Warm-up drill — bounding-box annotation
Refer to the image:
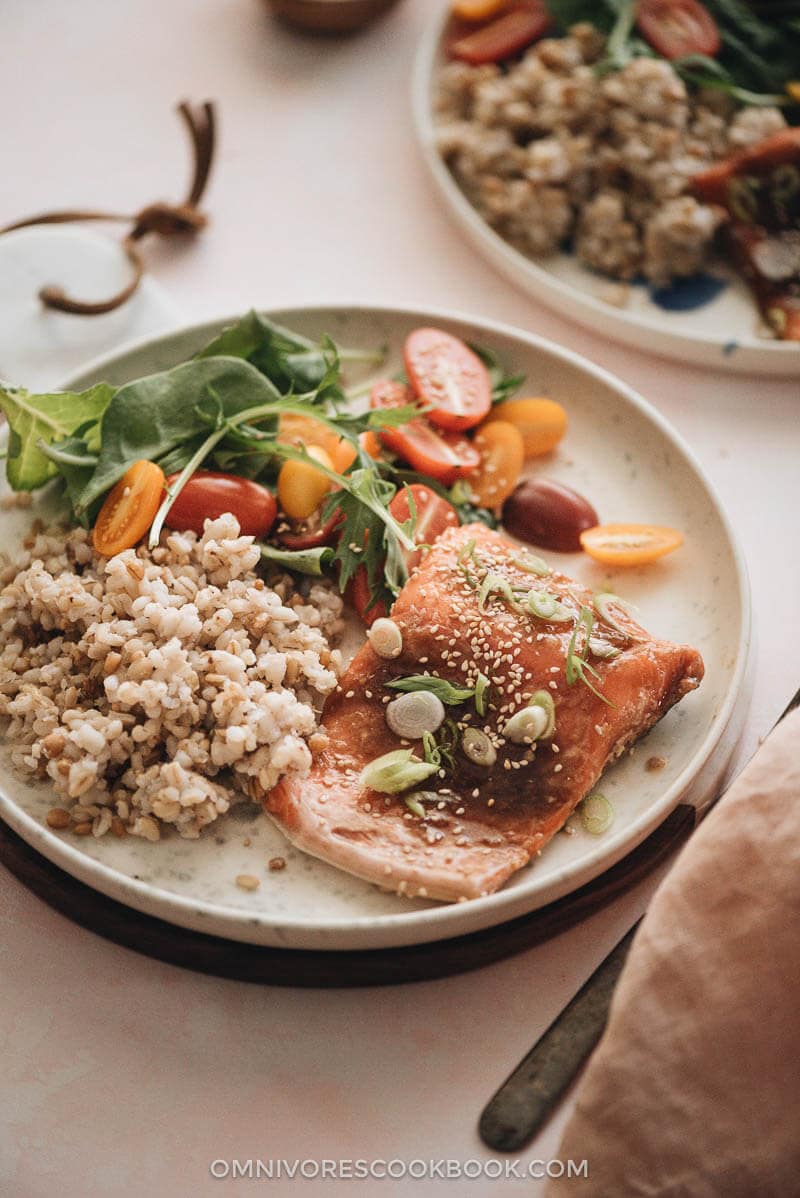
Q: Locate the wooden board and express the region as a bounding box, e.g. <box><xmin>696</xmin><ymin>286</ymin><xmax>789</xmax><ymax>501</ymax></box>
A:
<box><xmin>0</xmin><ymin>806</ymin><xmax>694</xmax><ymax>987</ymax></box>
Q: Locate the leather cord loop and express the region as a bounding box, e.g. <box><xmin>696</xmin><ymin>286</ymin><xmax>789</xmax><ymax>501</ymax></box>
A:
<box><xmin>0</xmin><ymin>100</ymin><xmax>215</xmax><ymax>316</ymax></box>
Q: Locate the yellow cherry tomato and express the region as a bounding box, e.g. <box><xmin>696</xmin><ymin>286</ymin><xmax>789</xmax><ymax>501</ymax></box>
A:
<box><xmin>487</xmin><ymin>397</ymin><xmax>567</xmax><ymax>458</ymax></box>
<box><xmin>277</xmin><ymin>446</ymin><xmax>334</xmax><ymax>521</ymax></box>
<box><xmin>93</xmin><ymin>460</ymin><xmax>165</xmax><ymax>557</ymax></box>
<box><xmin>580</xmin><ymin>523</ymin><xmax>684</xmax><ymax>567</ymax></box>
<box><xmin>467</xmin><ymin>420</ymin><xmax>525</xmax><ymax>509</ymax></box>
<box><xmin>452</xmin><ymin>0</ymin><xmax>509</xmax><ymax>20</ymax></box>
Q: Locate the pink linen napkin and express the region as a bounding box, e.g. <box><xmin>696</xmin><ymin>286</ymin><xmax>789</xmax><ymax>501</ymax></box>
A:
<box><xmin>547</xmin><ymin>707</ymin><xmax>800</xmax><ymax>1198</ymax></box>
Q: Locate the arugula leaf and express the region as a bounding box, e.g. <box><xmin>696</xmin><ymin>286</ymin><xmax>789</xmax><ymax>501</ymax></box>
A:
<box><xmin>469</xmin><ymin>343</ymin><xmax>525</xmax><ymax>406</ymax></box>
<box><xmin>323</xmin><ymin>466</ymin><xmax>415</xmax><ymax>610</ymax></box>
<box><xmin>0</xmin><ymin>382</ymin><xmax>113</xmax><ymax>490</ymax></box>
<box><xmin>386</xmin><ymin>675</ymin><xmax>477</xmax><ymax>704</ymax></box>
<box><xmin>76</xmin><ymin>357</ymin><xmax>282</xmax><ymax>511</ymax></box>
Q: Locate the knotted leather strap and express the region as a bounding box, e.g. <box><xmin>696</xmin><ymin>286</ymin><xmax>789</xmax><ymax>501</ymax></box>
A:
<box><xmin>0</xmin><ymin>100</ymin><xmax>215</xmax><ymax>316</ymax></box>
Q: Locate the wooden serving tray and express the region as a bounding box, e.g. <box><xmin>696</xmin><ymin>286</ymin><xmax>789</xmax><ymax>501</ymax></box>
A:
<box><xmin>0</xmin><ymin>806</ymin><xmax>694</xmax><ymax>987</ymax></box>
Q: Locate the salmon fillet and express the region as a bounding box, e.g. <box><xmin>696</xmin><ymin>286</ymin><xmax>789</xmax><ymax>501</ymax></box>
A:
<box><xmin>262</xmin><ymin>524</ymin><xmax>704</xmax><ymax>902</ymax></box>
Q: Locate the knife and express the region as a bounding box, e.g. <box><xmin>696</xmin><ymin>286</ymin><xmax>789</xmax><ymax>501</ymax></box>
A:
<box><xmin>479</xmin><ymin>685</ymin><xmax>800</xmax><ymax>1153</ymax></box>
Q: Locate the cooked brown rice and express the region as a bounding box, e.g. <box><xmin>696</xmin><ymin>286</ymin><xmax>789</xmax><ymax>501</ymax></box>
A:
<box><xmin>0</xmin><ymin>514</ymin><xmax>344</xmax><ymax>841</ymax></box>
<box><xmin>435</xmin><ymin>27</ymin><xmax>787</xmax><ymax>286</ymax></box>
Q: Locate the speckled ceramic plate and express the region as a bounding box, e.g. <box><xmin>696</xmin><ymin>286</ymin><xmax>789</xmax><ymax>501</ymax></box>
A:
<box><xmin>0</xmin><ymin>305</ymin><xmax>750</xmax><ymax>950</ymax></box>
<box><xmin>413</xmin><ymin>11</ymin><xmax>800</xmax><ymax>377</ymax></box>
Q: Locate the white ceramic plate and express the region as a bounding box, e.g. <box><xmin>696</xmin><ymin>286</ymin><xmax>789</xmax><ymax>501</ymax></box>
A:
<box><xmin>413</xmin><ymin>11</ymin><xmax>800</xmax><ymax>377</ymax></box>
<box><xmin>0</xmin><ymin>304</ymin><xmax>750</xmax><ymax>950</ymax></box>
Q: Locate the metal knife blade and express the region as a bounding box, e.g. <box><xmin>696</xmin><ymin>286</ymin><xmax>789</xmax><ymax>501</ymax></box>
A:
<box><xmin>479</xmin><ymin>685</ymin><xmax>800</xmax><ymax>1153</ymax></box>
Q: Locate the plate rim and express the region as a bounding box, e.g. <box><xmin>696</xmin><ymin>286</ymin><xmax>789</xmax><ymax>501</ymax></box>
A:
<box><xmin>411</xmin><ymin>9</ymin><xmax>800</xmax><ymax>375</ymax></box>
<box><xmin>0</xmin><ymin>301</ymin><xmax>752</xmax><ymax>949</ymax></box>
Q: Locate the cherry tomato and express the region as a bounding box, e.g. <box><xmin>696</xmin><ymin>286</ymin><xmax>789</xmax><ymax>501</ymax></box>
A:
<box><xmin>277</xmin><ymin>413</ymin><xmax>341</xmax><ymax>459</ymax></box>
<box><xmin>452</xmin><ymin>0</ymin><xmax>508</xmax><ymax>19</ymax></box>
<box><xmin>277</xmin><ymin>503</ymin><xmax>344</xmax><ymax>550</ymax></box>
<box><xmin>450</xmin><ymin>2</ymin><xmax>552</xmax><ymax>65</ymax></box>
<box><xmin>163</xmin><ymin>471</ymin><xmax>277</xmax><ymax>538</ymax></box>
<box><xmin>486</xmin><ymin>397</ymin><xmax>567</xmax><ymax>458</ymax></box>
<box><xmin>502</xmin><ymin>477</ymin><xmax>599</xmax><ymax>552</ymax></box>
<box><xmin>358</xmin><ymin>429</ymin><xmax>384</xmax><ymax>460</ymax></box>
<box><xmin>404</xmin><ymin>328</ymin><xmax>492</xmax><ymax>431</ymax></box>
<box><xmin>370</xmin><ymin>381</ymin><xmax>481</xmax><ymax>484</ymax></box>
<box><xmin>277</xmin><ymin>446</ymin><xmax>333</xmax><ymax>521</ymax></box>
<box><xmin>389</xmin><ymin>483</ymin><xmax>460</xmax><ymax>574</ymax></box>
<box><xmin>350</xmin><ymin>567</ymin><xmax>389</xmax><ymax>627</ymax></box>
<box><xmin>329</xmin><ymin>437</ymin><xmax>358</xmax><ymax>473</ymax></box>
<box><xmin>580</xmin><ymin>524</ymin><xmax>684</xmax><ymax>566</ymax></box>
<box><xmin>467</xmin><ymin>421</ymin><xmax>525</xmax><ymax>508</ymax></box>
<box><xmin>636</xmin><ymin>0</ymin><xmax>720</xmax><ymax>59</ymax></box>
<box><xmin>348</xmin><ymin>484</ymin><xmax>459</xmax><ymax>624</ymax></box>
<box><xmin>93</xmin><ymin>460</ymin><xmax>165</xmax><ymax>557</ymax></box>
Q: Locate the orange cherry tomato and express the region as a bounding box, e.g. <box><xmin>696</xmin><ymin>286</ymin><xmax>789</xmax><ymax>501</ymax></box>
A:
<box><xmin>329</xmin><ymin>436</ymin><xmax>359</xmax><ymax>473</ymax></box>
<box><xmin>277</xmin><ymin>413</ymin><xmax>342</xmax><ymax>460</ymax></box>
<box><xmin>450</xmin><ymin>2</ymin><xmax>552</xmax><ymax>65</ymax></box>
<box><xmin>370</xmin><ymin>381</ymin><xmax>481</xmax><ymax>484</ymax></box>
<box><xmin>452</xmin><ymin>0</ymin><xmax>509</xmax><ymax>20</ymax></box>
<box><xmin>580</xmin><ymin>524</ymin><xmax>684</xmax><ymax>567</ymax></box>
<box><xmin>358</xmin><ymin>429</ymin><xmax>384</xmax><ymax>460</ymax></box>
<box><xmin>92</xmin><ymin>460</ymin><xmax>165</xmax><ymax>557</ymax></box>
<box><xmin>404</xmin><ymin>328</ymin><xmax>492</xmax><ymax>431</ymax></box>
<box><xmin>486</xmin><ymin>397</ymin><xmax>567</xmax><ymax>458</ymax></box>
<box><xmin>164</xmin><ymin>471</ymin><xmax>277</xmax><ymax>538</ymax></box>
<box><xmin>467</xmin><ymin>421</ymin><xmax>525</xmax><ymax>508</ymax></box>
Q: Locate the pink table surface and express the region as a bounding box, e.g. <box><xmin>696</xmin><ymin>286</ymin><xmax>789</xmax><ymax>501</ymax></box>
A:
<box><xmin>1</xmin><ymin>3</ymin><xmax>798</xmax><ymax>1196</ymax></box>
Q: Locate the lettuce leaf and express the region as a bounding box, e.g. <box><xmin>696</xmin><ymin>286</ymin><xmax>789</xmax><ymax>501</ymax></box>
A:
<box><xmin>0</xmin><ymin>382</ymin><xmax>114</xmax><ymax>491</ymax></box>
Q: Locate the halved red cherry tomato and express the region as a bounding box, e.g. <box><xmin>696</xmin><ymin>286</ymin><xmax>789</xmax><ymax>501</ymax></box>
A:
<box><xmin>93</xmin><ymin>460</ymin><xmax>165</xmax><ymax>556</ymax></box>
<box><xmin>636</xmin><ymin>0</ymin><xmax>720</xmax><ymax>59</ymax></box>
<box><xmin>449</xmin><ymin>2</ymin><xmax>552</xmax><ymax>65</ymax></box>
<box><xmin>164</xmin><ymin>471</ymin><xmax>277</xmax><ymax>538</ymax></box>
<box><xmin>350</xmin><ymin>567</ymin><xmax>389</xmax><ymax>627</ymax></box>
<box><xmin>404</xmin><ymin>328</ymin><xmax>492</xmax><ymax>431</ymax></box>
<box><xmin>277</xmin><ymin>501</ymin><xmax>344</xmax><ymax>550</ymax></box>
<box><xmin>389</xmin><ymin>483</ymin><xmax>460</xmax><ymax>574</ymax></box>
<box><xmin>349</xmin><ymin>485</ymin><xmax>459</xmax><ymax>624</ymax></box>
<box><xmin>370</xmin><ymin>380</ymin><xmax>481</xmax><ymax>484</ymax></box>
<box><xmin>580</xmin><ymin>523</ymin><xmax>684</xmax><ymax>566</ymax></box>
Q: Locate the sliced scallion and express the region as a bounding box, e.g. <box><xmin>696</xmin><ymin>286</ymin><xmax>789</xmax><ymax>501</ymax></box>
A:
<box><xmin>512</xmin><ymin>552</ymin><xmax>550</xmax><ymax>576</ymax></box>
<box><xmin>404</xmin><ymin>793</ymin><xmax>427</xmax><ymax>819</ymax></box>
<box><xmin>527</xmin><ymin>690</ymin><xmax>556</xmax><ymax>739</ymax></box>
<box><xmin>502</xmin><ymin>705</ymin><xmax>548</xmax><ymax>745</ymax></box>
<box><xmin>359</xmin><ymin>750</ymin><xmax>438</xmax><ymax>794</ymax></box>
<box><xmin>475</xmin><ymin>672</ymin><xmax>491</xmax><ymax>717</ymax></box>
<box><xmin>385</xmin><ymin>691</ymin><xmax>446</xmax><ymax>740</ymax></box>
<box><xmin>588</xmin><ymin>637</ymin><xmax>621</xmax><ymax>661</ymax></box>
<box><xmin>579</xmin><ymin>793</ymin><xmax>614</xmax><ymax>835</ymax></box>
<box><xmin>593</xmin><ymin>592</ymin><xmax>640</xmax><ymax>640</ymax></box>
<box><xmin>478</xmin><ymin>572</ymin><xmax>519</xmax><ymax>613</ymax></box>
<box><xmin>461</xmin><ymin>728</ymin><xmax>497</xmax><ymax>767</ymax></box>
<box><xmin>525</xmin><ymin>589</ymin><xmax>572</xmax><ymax>623</ymax></box>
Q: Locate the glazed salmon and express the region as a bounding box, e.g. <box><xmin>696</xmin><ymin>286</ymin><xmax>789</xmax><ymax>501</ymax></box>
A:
<box><xmin>262</xmin><ymin>524</ymin><xmax>703</xmax><ymax>902</ymax></box>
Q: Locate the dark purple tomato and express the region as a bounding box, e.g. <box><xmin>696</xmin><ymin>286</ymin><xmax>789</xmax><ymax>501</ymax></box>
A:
<box><xmin>502</xmin><ymin>477</ymin><xmax>599</xmax><ymax>552</ymax></box>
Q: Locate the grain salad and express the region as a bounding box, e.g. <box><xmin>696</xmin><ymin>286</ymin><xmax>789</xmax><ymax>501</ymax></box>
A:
<box><xmin>435</xmin><ymin>28</ymin><xmax>787</xmax><ymax>287</ymax></box>
<box><xmin>0</xmin><ymin>514</ymin><xmax>343</xmax><ymax>842</ymax></box>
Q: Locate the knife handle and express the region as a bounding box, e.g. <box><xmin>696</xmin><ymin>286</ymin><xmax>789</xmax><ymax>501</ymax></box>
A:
<box><xmin>479</xmin><ymin>924</ymin><xmax>638</xmax><ymax>1153</ymax></box>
